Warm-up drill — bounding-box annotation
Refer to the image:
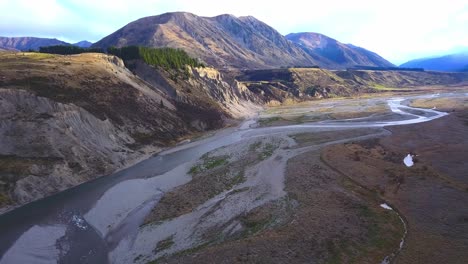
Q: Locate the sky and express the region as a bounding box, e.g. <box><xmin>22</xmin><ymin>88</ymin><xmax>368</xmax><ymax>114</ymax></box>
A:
<box><xmin>1</xmin><ymin>0</ymin><xmax>467</xmax><ymax>64</ymax></box>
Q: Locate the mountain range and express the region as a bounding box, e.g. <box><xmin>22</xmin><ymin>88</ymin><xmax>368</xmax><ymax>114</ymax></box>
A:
<box><xmin>400</xmin><ymin>51</ymin><xmax>468</xmax><ymax>72</ymax></box>
<box><xmin>5</xmin><ymin>13</ymin><xmax>468</xmax><ymax>72</ymax></box>
<box><xmin>91</xmin><ymin>12</ymin><xmax>393</xmax><ymax>69</ymax></box>
<box><xmin>0</xmin><ymin>37</ymin><xmax>92</xmax><ymax>51</ymax></box>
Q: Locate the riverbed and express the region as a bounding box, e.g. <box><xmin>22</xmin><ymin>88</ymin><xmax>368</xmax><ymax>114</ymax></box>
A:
<box><xmin>0</xmin><ymin>92</ymin><xmax>460</xmax><ymax>263</ymax></box>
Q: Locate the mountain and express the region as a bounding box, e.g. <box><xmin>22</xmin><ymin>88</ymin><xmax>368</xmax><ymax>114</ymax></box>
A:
<box><xmin>400</xmin><ymin>52</ymin><xmax>468</xmax><ymax>72</ymax></box>
<box><xmin>73</xmin><ymin>40</ymin><xmax>93</xmax><ymax>48</ymax></box>
<box><xmin>0</xmin><ymin>37</ymin><xmax>69</xmax><ymax>51</ymax></box>
<box><xmin>285</xmin><ymin>32</ymin><xmax>394</xmax><ymax>68</ymax></box>
<box><xmin>92</xmin><ymin>12</ymin><xmax>321</xmax><ymax>69</ymax></box>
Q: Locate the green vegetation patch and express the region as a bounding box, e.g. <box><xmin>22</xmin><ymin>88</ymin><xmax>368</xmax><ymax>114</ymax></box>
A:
<box><xmin>108</xmin><ymin>46</ymin><xmax>205</xmax><ymax>70</ymax></box>
<box><xmin>260</xmin><ymin>143</ymin><xmax>276</xmax><ymax>160</ymax></box>
<box><xmin>258</xmin><ymin>116</ymin><xmax>281</xmax><ymax>126</ymax></box>
<box><xmin>154</xmin><ymin>235</ymin><xmax>175</xmax><ymax>253</ymax></box>
<box><xmin>189</xmin><ymin>156</ymin><xmax>229</xmax><ymax>174</ymax></box>
<box><xmin>248</xmin><ymin>141</ymin><xmax>279</xmax><ymax>160</ymax></box>
<box><xmin>39</xmin><ymin>45</ymin><xmax>104</xmax><ymax>55</ymax></box>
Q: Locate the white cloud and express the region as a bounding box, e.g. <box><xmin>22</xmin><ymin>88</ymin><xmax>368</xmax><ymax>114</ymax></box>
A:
<box><xmin>0</xmin><ymin>0</ymin><xmax>467</xmax><ymax>63</ymax></box>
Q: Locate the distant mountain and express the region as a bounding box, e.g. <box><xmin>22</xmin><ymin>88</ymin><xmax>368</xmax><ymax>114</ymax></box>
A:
<box><xmin>73</xmin><ymin>40</ymin><xmax>93</xmax><ymax>48</ymax></box>
<box><xmin>400</xmin><ymin>52</ymin><xmax>468</xmax><ymax>72</ymax></box>
<box><xmin>92</xmin><ymin>12</ymin><xmax>325</xmax><ymax>69</ymax></box>
<box><xmin>0</xmin><ymin>37</ymin><xmax>69</xmax><ymax>51</ymax></box>
<box><xmin>285</xmin><ymin>32</ymin><xmax>394</xmax><ymax>68</ymax></box>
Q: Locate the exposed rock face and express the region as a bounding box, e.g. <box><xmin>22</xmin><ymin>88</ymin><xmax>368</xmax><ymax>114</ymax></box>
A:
<box><xmin>0</xmin><ymin>37</ymin><xmax>70</xmax><ymax>51</ymax></box>
<box><xmin>0</xmin><ymin>89</ymin><xmax>135</xmax><ymax>206</ymax></box>
<box><xmin>286</xmin><ymin>32</ymin><xmax>394</xmax><ymax>68</ymax></box>
<box><xmin>0</xmin><ymin>52</ymin><xmax>259</xmax><ymax>212</ymax></box>
<box><xmin>92</xmin><ymin>12</ymin><xmax>319</xmax><ymax>69</ymax></box>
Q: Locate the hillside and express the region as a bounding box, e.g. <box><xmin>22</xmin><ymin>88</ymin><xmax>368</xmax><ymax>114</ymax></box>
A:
<box><xmin>238</xmin><ymin>68</ymin><xmax>468</xmax><ymax>104</ymax></box>
<box><xmin>0</xmin><ymin>37</ymin><xmax>70</xmax><ymax>51</ymax></box>
<box><xmin>92</xmin><ymin>12</ymin><xmax>320</xmax><ymax>69</ymax></box>
<box><xmin>0</xmin><ymin>52</ymin><xmax>258</xmax><ymax>212</ymax></box>
<box><xmin>400</xmin><ymin>52</ymin><xmax>468</xmax><ymax>72</ymax></box>
<box><xmin>286</xmin><ymin>32</ymin><xmax>394</xmax><ymax>68</ymax></box>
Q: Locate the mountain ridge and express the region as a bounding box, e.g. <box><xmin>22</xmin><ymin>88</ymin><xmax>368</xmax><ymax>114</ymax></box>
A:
<box><xmin>0</xmin><ymin>37</ymin><xmax>94</xmax><ymax>51</ymax></box>
<box><xmin>92</xmin><ymin>12</ymin><xmax>318</xmax><ymax>69</ymax></box>
<box><xmin>400</xmin><ymin>52</ymin><xmax>468</xmax><ymax>72</ymax></box>
<box><xmin>92</xmin><ymin>12</ymin><xmax>392</xmax><ymax>70</ymax></box>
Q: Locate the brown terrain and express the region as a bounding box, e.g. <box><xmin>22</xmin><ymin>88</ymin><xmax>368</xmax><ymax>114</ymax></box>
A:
<box><xmin>144</xmin><ymin>128</ymin><xmax>405</xmax><ymax>264</ymax></box>
<box><xmin>0</xmin><ymin>51</ymin><xmax>258</xmax><ymax>212</ymax></box>
<box><xmin>238</xmin><ymin>67</ymin><xmax>468</xmax><ymax>103</ymax></box>
<box><xmin>321</xmin><ymin>100</ymin><xmax>468</xmax><ymax>263</ymax></box>
<box><xmin>1</xmin><ymin>46</ymin><xmax>468</xmax><ymax>264</ymax></box>
<box><xmin>129</xmin><ymin>93</ymin><xmax>468</xmax><ymax>264</ymax></box>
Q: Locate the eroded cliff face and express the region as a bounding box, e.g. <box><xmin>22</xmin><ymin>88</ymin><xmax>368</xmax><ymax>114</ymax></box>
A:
<box><xmin>0</xmin><ymin>52</ymin><xmax>260</xmax><ymax>212</ymax></box>
<box><xmin>0</xmin><ymin>89</ymin><xmax>138</xmax><ymax>209</ymax></box>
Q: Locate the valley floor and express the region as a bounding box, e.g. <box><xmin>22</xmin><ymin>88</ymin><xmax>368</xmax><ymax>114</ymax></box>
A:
<box><xmin>1</xmin><ymin>88</ymin><xmax>468</xmax><ymax>264</ymax></box>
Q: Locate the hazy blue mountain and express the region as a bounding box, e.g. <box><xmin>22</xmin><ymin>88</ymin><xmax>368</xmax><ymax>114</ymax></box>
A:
<box><xmin>73</xmin><ymin>40</ymin><xmax>93</xmax><ymax>48</ymax></box>
<box><xmin>0</xmin><ymin>37</ymin><xmax>70</xmax><ymax>51</ymax></box>
<box><xmin>400</xmin><ymin>52</ymin><xmax>468</xmax><ymax>72</ymax></box>
<box><xmin>286</xmin><ymin>32</ymin><xmax>394</xmax><ymax>68</ymax></box>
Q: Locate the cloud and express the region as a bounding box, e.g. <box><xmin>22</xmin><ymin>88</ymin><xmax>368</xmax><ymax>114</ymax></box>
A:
<box><xmin>0</xmin><ymin>0</ymin><xmax>467</xmax><ymax>63</ymax></box>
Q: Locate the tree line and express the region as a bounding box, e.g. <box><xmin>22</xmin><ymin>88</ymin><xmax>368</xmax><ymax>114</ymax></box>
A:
<box><xmin>108</xmin><ymin>46</ymin><xmax>205</xmax><ymax>69</ymax></box>
<box><xmin>37</xmin><ymin>45</ymin><xmax>205</xmax><ymax>70</ymax></box>
<box><xmin>38</xmin><ymin>45</ymin><xmax>104</xmax><ymax>55</ymax></box>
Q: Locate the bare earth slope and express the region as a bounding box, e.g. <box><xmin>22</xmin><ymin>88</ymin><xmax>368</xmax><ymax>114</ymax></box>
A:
<box><xmin>0</xmin><ymin>52</ymin><xmax>258</xmax><ymax>212</ymax></box>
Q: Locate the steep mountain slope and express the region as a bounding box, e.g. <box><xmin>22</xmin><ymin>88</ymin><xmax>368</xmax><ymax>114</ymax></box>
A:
<box><xmin>400</xmin><ymin>52</ymin><xmax>468</xmax><ymax>72</ymax></box>
<box><xmin>92</xmin><ymin>12</ymin><xmax>319</xmax><ymax>69</ymax></box>
<box><xmin>0</xmin><ymin>37</ymin><xmax>70</xmax><ymax>51</ymax></box>
<box><xmin>0</xmin><ymin>52</ymin><xmax>259</xmax><ymax>212</ymax></box>
<box><xmin>286</xmin><ymin>32</ymin><xmax>394</xmax><ymax>68</ymax></box>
